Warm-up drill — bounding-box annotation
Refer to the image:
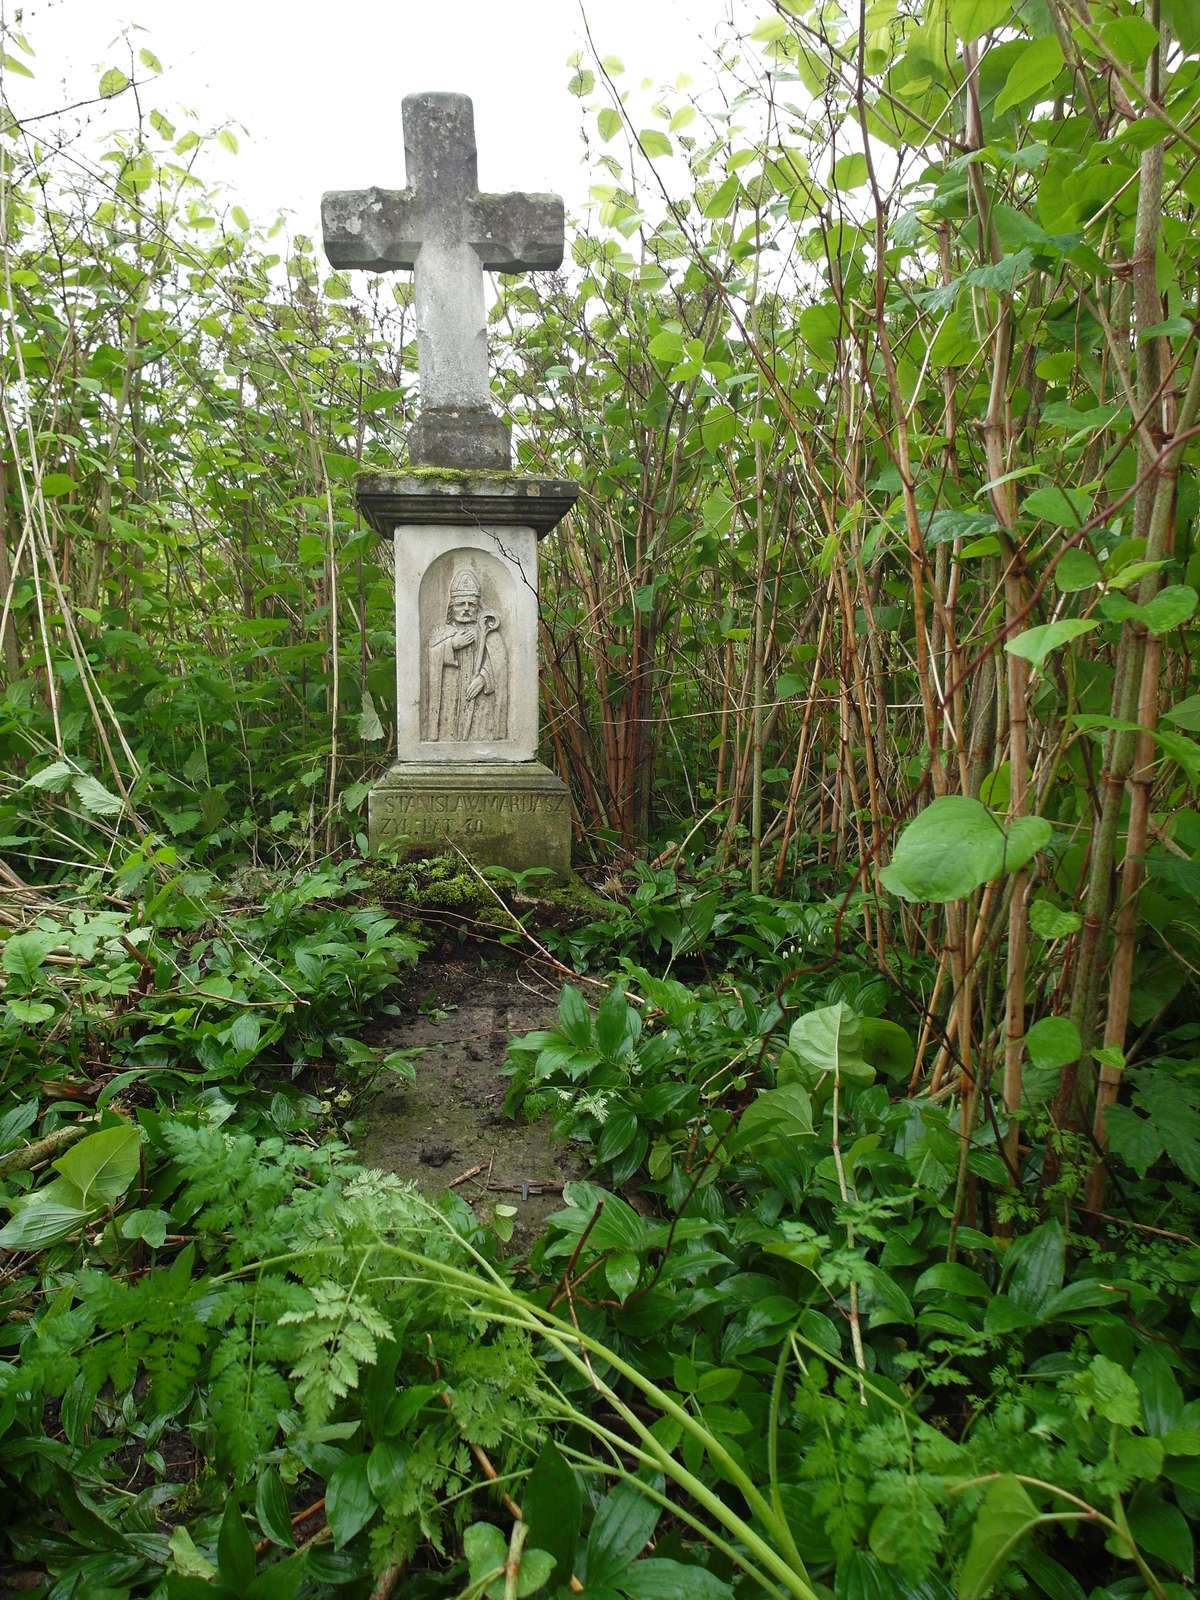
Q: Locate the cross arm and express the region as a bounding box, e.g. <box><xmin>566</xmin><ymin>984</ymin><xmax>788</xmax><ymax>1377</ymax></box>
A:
<box><xmin>469</xmin><ymin>192</ymin><xmax>564</xmax><ymax>272</ymax></box>
<box><xmin>322</xmin><ymin>186</ymin><xmax>424</xmax><ymax>271</ymax></box>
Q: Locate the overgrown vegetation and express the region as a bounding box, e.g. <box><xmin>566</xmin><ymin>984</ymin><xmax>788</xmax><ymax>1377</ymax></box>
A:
<box><xmin>3</xmin><ymin>1</ymin><xmax>1200</xmax><ymax>1597</ymax></box>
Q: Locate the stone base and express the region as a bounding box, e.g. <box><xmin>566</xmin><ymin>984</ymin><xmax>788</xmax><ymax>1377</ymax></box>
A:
<box><xmin>409</xmin><ymin>407</ymin><xmax>511</xmax><ymax>471</ymax></box>
<box><xmin>368</xmin><ymin>761</ymin><xmax>570</xmax><ymax>881</ymax></box>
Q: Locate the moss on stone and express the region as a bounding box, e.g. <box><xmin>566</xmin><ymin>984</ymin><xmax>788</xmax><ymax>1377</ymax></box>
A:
<box><xmin>362</xmin><ymin>852</ymin><xmax>494</xmax><ymax>912</ymax></box>
<box><xmin>357</xmin><ymin>465</ymin><xmax>525</xmax><ymax>489</ymax></box>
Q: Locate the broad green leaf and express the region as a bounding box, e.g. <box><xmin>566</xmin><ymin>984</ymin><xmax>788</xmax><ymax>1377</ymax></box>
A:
<box><xmin>1101</xmin><ymin>16</ymin><xmax>1159</xmax><ymax>69</ymax></box>
<box><xmin>1163</xmin><ymin>695</ymin><xmax>1200</xmax><ymax>732</ymax></box>
<box><xmin>831</xmin><ymin>152</ymin><xmax>869</xmax><ymax>190</ymax></box>
<box><xmin>1055</xmin><ymin>550</ymin><xmax>1100</xmax><ymax>592</ymax></box>
<box><xmin>1142</xmin><ymin>585</ymin><xmax>1197</xmax><ymax>636</ymax></box>
<box><xmin>98</xmin><ymin>66</ymin><xmax>130</xmax><ymax>98</ymax></box>
<box><xmin>1074</xmin><ymin>1354</ymin><xmax>1141</xmax><ymax>1427</ymax></box>
<box><xmin>1</xmin><ymin>929</ymin><xmax>60</xmax><ymax>982</ymax></box>
<box><xmin>0</xmin><ymin>1201</ymin><xmax>90</xmax><ymax>1250</ymax></box>
<box><xmin>1005</xmin><ymin>1219</ymin><xmax>1065</xmax><ymax>1316</ymax></box>
<box><xmin>648</xmin><ymin>329</ymin><xmax>684</xmax><ymax>363</ymax></box>
<box><xmin>995</xmin><ymin>35</ymin><xmax>1064</xmax><ymax>116</ymax></box>
<box><xmin>39</xmin><ymin>472</ymin><xmax>76</xmax><ymax>497</ymax></box>
<box><xmin>787</xmin><ymin>1002</ymin><xmax>874</xmax><ymax>1086</ymax></box>
<box><xmin>951</xmin><ymin>0</ymin><xmax>1010</xmax><ymax>41</ymax></box>
<box><xmin>73</xmin><ymin>773</ymin><xmax>125</xmax><ymax>817</ymax></box>
<box><xmin>326</xmin><ymin>1453</ymin><xmax>375</xmax><ymax>1547</ymax></box>
<box><xmin>367</xmin><ymin>1439</ymin><xmax>407</xmax><ymax>1501</ymax></box>
<box><xmin>882</xmin><ymin>796</ymin><xmax>1051</xmax><ymax>903</ymax></box>
<box><xmin>1006</xmin><ymin>618</ymin><xmax>1097</xmax><ymax>670</ymax></box>
<box><xmin>23</xmin><ymin>759</ymin><xmax>72</xmax><ymax>791</ymax></box>
<box><xmin>218</xmin><ymin>1498</ymin><xmax>256</xmax><ymax>1591</ymax></box>
<box><xmin>1022</xmin><ymin>485</ymin><xmax>1090</xmax><ymax>528</ymax></box>
<box><xmin>586</xmin><ymin>1478</ymin><xmax>662</xmax><ymax>1587</ymax></box>
<box><xmin>1024</xmin><ymin>1016</ymin><xmax>1080</xmax><ymax>1072</ymax></box>
<box><xmin>638</xmin><ymin>129</ymin><xmax>671</xmax><ymax>158</ymax></box>
<box><xmin>751</xmin><ymin>15</ymin><xmax>789</xmax><ymax>41</ymax></box>
<box><xmin>736</xmin><ymin>1084</ymin><xmax>815</xmax><ymax>1149</ymax></box>
<box><xmin>620</xmin><ymin>1559</ymin><xmax>734</xmax><ymax>1598</ymax></box>
<box><xmin>524</xmin><ymin>1440</ymin><xmax>581</xmax><ymax>1588</ymax></box>
<box><xmin>598</xmin><ymin>108</ymin><xmax>621</xmax><ymax>142</ymax></box>
<box><xmin>1029</xmin><ymin>898</ymin><xmax>1082</xmax><ymax>939</ymax></box>
<box><xmin>53</xmin><ymin>1122</ymin><xmax>141</xmax><ymax>1207</ymax></box>
<box><xmin>557</xmin><ymin>984</ymin><xmax>592</xmax><ymax>1048</ymax></box>
<box><xmin>958</xmin><ymin>1475</ymin><xmax>1041</xmax><ymax>1600</ymax></box>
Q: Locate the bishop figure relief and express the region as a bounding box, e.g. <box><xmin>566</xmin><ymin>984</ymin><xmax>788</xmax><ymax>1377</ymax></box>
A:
<box><xmin>424</xmin><ymin>566</ymin><xmax>509</xmax><ymax>743</ymax></box>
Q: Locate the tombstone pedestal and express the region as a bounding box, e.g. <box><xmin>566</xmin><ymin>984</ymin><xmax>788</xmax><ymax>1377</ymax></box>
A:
<box><xmin>368</xmin><ymin>761</ymin><xmax>570</xmax><ymax>878</ymax></box>
<box><xmin>358</xmin><ymin>471</ymin><xmax>577</xmax><ymax>880</ymax></box>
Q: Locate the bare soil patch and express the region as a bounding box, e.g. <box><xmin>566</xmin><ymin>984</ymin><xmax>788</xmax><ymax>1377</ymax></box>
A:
<box><xmin>357</xmin><ymin>950</ymin><xmax>584</xmax><ymax>1251</ymax></box>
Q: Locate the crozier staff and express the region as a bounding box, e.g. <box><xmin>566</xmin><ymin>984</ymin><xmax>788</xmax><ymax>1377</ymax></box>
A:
<box><xmin>424</xmin><ymin>568</ymin><xmax>509</xmax><ymax>741</ymax></box>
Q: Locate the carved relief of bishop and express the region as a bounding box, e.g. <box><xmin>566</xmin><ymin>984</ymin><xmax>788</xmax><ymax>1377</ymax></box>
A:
<box><xmin>424</xmin><ymin>566</ymin><xmax>509</xmax><ymax>742</ymax></box>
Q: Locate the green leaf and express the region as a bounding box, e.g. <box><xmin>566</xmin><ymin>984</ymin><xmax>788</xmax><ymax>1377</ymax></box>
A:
<box><xmin>464</xmin><ymin>1522</ymin><xmax>507</xmax><ymax>1589</ymax></box>
<box><xmin>2</xmin><ymin>929</ymin><xmax>60</xmax><ymax>982</ymax></box>
<box><xmin>995</xmin><ymin>35</ymin><xmax>1064</xmax><ymax>116</ymax></box>
<box><xmin>1104</xmin><ymin>1104</ymin><xmax>1163</xmax><ymax>1177</ymax></box>
<box><xmin>882</xmin><ymin>796</ymin><xmax>1051</xmax><ymax>903</ymax></box>
<box><xmin>218</xmin><ymin>1498</ymin><xmax>256</xmax><ymax>1591</ymax></box>
<box><xmin>787</xmin><ymin>1002</ymin><xmax>874</xmax><ymax>1086</ymax></box>
<box><xmin>1005</xmin><ymin>619</ymin><xmax>1097</xmax><ymax>670</ymax></box>
<box><xmin>1024</xmin><ymin>1017</ymin><xmax>1081</xmax><ymax>1072</ymax></box>
<box><xmin>1005</xmin><ymin>1219</ymin><xmax>1065</xmax><ymax>1316</ymax></box>
<box><xmin>958</xmin><ymin>1475</ymin><xmax>1041</xmax><ymax>1600</ymax></box>
<box><xmin>648</xmin><ymin>329</ymin><xmax>684</xmax><ymax>363</ymax></box>
<box><xmin>1101</xmin><ymin>15</ymin><xmax>1159</xmax><ymax>69</ymax></box>
<box><xmin>120</xmin><ymin>1207</ymin><xmax>169</xmax><ymax>1247</ymax></box>
<box><xmin>367</xmin><ymin>1439</ymin><xmax>407</xmax><ymax>1501</ymax></box>
<box><xmin>750</xmin><ymin>15</ymin><xmax>789</xmax><ymax>41</ymax></box>
<box><xmin>53</xmin><ymin>1122</ymin><xmax>141</xmax><ymax>1208</ymax></box>
<box><xmin>1029</xmin><ymin>898</ymin><xmax>1082</xmax><ymax>939</ymax></box>
<box><xmin>598</xmin><ymin>109</ymin><xmax>622</xmax><ymax>142</ymax></box>
<box><xmin>620</xmin><ymin>1560</ymin><xmax>734</xmax><ymax>1598</ymax></box>
<box><xmin>831</xmin><ymin>153</ymin><xmax>868</xmax><ymax>190</ymax></box>
<box><xmin>951</xmin><ymin>0</ymin><xmax>1010</xmax><ymax>41</ymax></box>
<box><xmin>1075</xmin><ymin>1354</ymin><xmax>1141</xmax><ymax>1427</ymax></box>
<box><xmin>1126</xmin><ymin>1494</ymin><xmax>1194</xmax><ymax>1577</ymax></box>
<box><xmin>39</xmin><ymin>472</ymin><xmax>76</xmax><ymax>497</ymax></box>
<box><xmin>1163</xmin><ymin>695</ymin><xmax>1200</xmax><ymax>732</ymax></box>
<box><xmin>557</xmin><ymin>985</ymin><xmax>592</xmax><ymax>1048</ymax></box>
<box><xmin>523</xmin><ymin>1440</ymin><xmax>581</xmax><ymax>1589</ymax></box>
<box><xmin>1023</xmin><ymin>486</ymin><xmax>1090</xmax><ymax>529</ymax></box>
<box><xmin>255</xmin><ymin>1469</ymin><xmax>295</xmax><ymax>1548</ymax></box>
<box><xmin>1055</xmin><ymin>550</ymin><xmax>1101</xmax><ymax>592</ymax></box>
<box><xmin>73</xmin><ymin>773</ymin><xmax>125</xmax><ymax>817</ymax></box>
<box><xmin>1141</xmin><ymin>585</ymin><xmax>1197</xmax><ymax>635</ymax></box>
<box><xmin>0</xmin><ymin>1201</ymin><xmax>90</xmax><ymax>1250</ymax></box>
<box><xmin>586</xmin><ymin>1478</ymin><xmax>662</xmax><ymax>1587</ymax></box>
<box><xmin>98</xmin><ymin>66</ymin><xmax>130</xmax><ymax>98</ymax></box>
<box><xmin>169</xmin><ymin>1525</ymin><xmax>219</xmax><ymax>1580</ymax></box>
<box><xmin>736</xmin><ymin>1084</ymin><xmax>815</xmax><ymax>1150</ymax></box>
<box><xmin>23</xmin><ymin>759</ymin><xmax>73</xmax><ymax>792</ymax></box>
<box><xmin>638</xmin><ymin>129</ymin><xmax>671</xmax><ymax>158</ymax></box>
<box><xmin>326</xmin><ymin>1453</ymin><xmax>375</xmax><ymax>1548</ymax></box>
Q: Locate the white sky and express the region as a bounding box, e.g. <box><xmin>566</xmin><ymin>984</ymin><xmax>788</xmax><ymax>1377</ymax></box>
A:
<box><xmin>6</xmin><ymin>0</ymin><xmax>743</xmax><ymax>234</ymax></box>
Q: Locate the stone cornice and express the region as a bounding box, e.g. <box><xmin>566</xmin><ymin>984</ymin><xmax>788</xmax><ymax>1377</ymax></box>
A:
<box><xmin>356</xmin><ymin>470</ymin><xmax>578</xmax><ymax>538</ymax></box>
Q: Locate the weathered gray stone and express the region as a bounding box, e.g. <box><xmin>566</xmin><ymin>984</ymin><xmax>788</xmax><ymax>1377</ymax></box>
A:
<box><xmin>356</xmin><ymin>469</ymin><xmax>579</xmax><ymax>538</ymax></box>
<box><xmin>322</xmin><ymin>92</ymin><xmax>564</xmax><ymax>469</ymax></box>
<box><xmin>369</xmin><ymin>761</ymin><xmax>571</xmax><ymax>881</ymax></box>
<box><xmin>322</xmin><ymin>96</ymin><xmax>578</xmax><ymax>880</ymax></box>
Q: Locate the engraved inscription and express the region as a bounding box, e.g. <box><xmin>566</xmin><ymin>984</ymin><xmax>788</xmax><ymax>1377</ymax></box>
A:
<box><xmin>422</xmin><ymin>562</ymin><xmax>509</xmax><ymax>742</ymax></box>
<box><xmin>385</xmin><ymin>791</ymin><xmax>567</xmax><ymax>818</ymax></box>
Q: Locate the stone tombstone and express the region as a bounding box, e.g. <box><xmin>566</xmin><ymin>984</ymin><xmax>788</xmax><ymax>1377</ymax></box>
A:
<box><xmin>323</xmin><ymin>92</ymin><xmax>576</xmax><ymax>878</ymax></box>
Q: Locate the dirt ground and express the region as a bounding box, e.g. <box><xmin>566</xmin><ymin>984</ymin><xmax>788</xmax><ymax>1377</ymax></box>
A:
<box><xmin>357</xmin><ymin>949</ymin><xmax>585</xmax><ymax>1251</ymax></box>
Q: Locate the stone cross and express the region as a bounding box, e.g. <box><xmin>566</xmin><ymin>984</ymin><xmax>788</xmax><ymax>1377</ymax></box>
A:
<box><xmin>322</xmin><ymin>92</ymin><xmax>564</xmax><ymax>470</ymax></box>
